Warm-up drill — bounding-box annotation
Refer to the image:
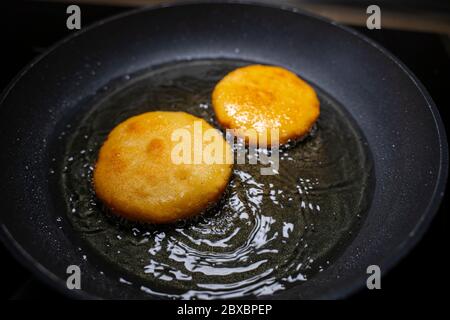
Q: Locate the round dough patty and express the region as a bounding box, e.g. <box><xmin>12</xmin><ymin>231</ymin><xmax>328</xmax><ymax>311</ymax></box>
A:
<box><xmin>93</xmin><ymin>111</ymin><xmax>233</xmax><ymax>224</ymax></box>
<box><xmin>212</xmin><ymin>64</ymin><xmax>320</xmax><ymax>145</ymax></box>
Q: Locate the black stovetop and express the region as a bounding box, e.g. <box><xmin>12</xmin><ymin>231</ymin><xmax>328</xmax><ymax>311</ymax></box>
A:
<box><xmin>1</xmin><ymin>1</ymin><xmax>449</xmax><ymax>300</ymax></box>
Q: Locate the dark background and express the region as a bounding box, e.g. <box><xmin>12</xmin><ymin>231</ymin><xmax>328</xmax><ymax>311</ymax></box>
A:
<box><xmin>0</xmin><ymin>1</ymin><xmax>448</xmax><ymax>300</ymax></box>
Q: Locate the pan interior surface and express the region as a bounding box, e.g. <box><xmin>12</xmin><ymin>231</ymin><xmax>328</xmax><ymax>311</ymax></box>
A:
<box><xmin>60</xmin><ymin>59</ymin><xmax>374</xmax><ymax>299</ymax></box>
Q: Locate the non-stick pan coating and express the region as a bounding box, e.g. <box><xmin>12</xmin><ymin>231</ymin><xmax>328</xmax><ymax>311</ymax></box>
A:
<box><xmin>0</xmin><ymin>2</ymin><xmax>447</xmax><ymax>299</ymax></box>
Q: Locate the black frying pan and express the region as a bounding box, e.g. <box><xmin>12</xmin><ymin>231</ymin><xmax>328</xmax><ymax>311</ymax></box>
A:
<box><xmin>0</xmin><ymin>1</ymin><xmax>447</xmax><ymax>299</ymax></box>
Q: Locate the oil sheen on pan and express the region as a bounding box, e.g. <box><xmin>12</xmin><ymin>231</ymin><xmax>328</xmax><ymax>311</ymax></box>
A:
<box><xmin>59</xmin><ymin>59</ymin><xmax>375</xmax><ymax>299</ymax></box>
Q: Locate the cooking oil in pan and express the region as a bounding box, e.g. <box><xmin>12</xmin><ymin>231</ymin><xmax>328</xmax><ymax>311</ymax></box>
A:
<box><xmin>60</xmin><ymin>60</ymin><xmax>374</xmax><ymax>299</ymax></box>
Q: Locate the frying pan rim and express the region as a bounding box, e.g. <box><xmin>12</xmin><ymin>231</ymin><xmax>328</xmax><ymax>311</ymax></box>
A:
<box><xmin>0</xmin><ymin>0</ymin><xmax>447</xmax><ymax>300</ymax></box>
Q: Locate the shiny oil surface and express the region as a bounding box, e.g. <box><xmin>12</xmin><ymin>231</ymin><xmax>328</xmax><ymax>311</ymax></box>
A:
<box><xmin>60</xmin><ymin>60</ymin><xmax>374</xmax><ymax>299</ymax></box>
